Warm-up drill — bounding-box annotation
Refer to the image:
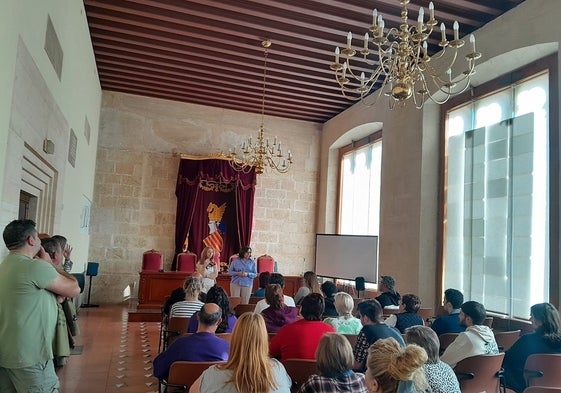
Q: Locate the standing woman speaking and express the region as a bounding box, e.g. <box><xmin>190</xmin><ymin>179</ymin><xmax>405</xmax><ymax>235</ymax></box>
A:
<box><xmin>228</xmin><ymin>246</ymin><xmax>257</xmax><ymax>304</ymax></box>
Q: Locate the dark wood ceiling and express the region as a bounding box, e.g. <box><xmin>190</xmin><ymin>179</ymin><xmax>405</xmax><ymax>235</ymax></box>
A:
<box><xmin>84</xmin><ymin>0</ymin><xmax>525</xmax><ymax>123</ymax></box>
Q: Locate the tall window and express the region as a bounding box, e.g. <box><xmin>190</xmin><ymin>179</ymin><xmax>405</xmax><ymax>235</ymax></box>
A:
<box><xmin>339</xmin><ymin>133</ymin><xmax>382</xmax><ymax>236</ymax></box>
<box><xmin>443</xmin><ymin>62</ymin><xmax>554</xmax><ymax>318</ymax></box>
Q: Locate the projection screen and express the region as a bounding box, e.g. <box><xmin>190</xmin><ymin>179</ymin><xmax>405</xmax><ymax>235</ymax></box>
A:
<box><xmin>314</xmin><ymin>234</ymin><xmax>378</xmax><ymax>283</ymax></box>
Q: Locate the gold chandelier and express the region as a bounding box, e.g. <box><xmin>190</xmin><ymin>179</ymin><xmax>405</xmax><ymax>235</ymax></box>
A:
<box><xmin>330</xmin><ymin>0</ymin><xmax>482</xmax><ymax>109</ymax></box>
<box><xmin>226</xmin><ymin>40</ymin><xmax>292</xmax><ymax>174</ymax></box>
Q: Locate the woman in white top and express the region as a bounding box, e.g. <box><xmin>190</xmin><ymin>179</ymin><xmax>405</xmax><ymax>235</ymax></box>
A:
<box><xmin>189</xmin><ymin>312</ymin><xmax>291</xmax><ymax>393</ymax></box>
<box><xmin>196</xmin><ymin>246</ymin><xmax>218</xmax><ymax>293</ymax></box>
<box><xmin>323</xmin><ymin>292</ymin><xmax>362</xmax><ymax>334</ymax></box>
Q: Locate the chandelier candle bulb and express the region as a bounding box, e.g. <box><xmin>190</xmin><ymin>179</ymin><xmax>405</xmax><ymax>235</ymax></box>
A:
<box><xmin>453</xmin><ymin>21</ymin><xmax>459</xmax><ymax>41</ymax></box>
<box><xmin>470</xmin><ymin>34</ymin><xmax>476</xmax><ymax>52</ymax></box>
<box><xmin>335</xmin><ymin>47</ymin><xmax>340</xmax><ymax>63</ymax></box>
<box><xmin>329</xmin><ymin>0</ymin><xmax>481</xmax><ymax>109</ymax></box>
<box><xmin>418</xmin><ymin>7</ymin><xmax>424</xmax><ymax>30</ymax></box>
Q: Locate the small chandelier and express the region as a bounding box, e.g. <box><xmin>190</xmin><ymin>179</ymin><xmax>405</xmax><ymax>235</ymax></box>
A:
<box><xmin>226</xmin><ymin>40</ymin><xmax>292</xmax><ymax>174</ymax></box>
<box><xmin>330</xmin><ymin>0</ymin><xmax>482</xmax><ymax>110</ymax></box>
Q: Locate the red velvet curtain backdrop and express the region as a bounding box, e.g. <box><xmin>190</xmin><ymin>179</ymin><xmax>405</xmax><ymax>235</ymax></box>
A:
<box><xmin>174</xmin><ymin>158</ymin><xmax>256</xmax><ymax>270</ymax></box>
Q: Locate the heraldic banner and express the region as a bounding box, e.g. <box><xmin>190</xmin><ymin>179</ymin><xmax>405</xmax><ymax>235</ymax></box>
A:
<box><xmin>174</xmin><ymin>157</ymin><xmax>256</xmax><ymax>270</ymax></box>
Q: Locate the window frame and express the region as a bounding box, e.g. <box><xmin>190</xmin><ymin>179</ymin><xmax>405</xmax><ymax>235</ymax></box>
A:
<box><xmin>437</xmin><ymin>54</ymin><xmax>559</xmax><ymax>311</ymax></box>
<box><xmin>337</xmin><ymin>130</ymin><xmax>383</xmax><ymax>234</ymax></box>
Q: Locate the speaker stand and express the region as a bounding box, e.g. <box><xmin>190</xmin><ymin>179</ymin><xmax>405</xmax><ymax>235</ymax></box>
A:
<box><xmin>81</xmin><ymin>274</ymin><xmax>99</xmax><ymax>308</ymax></box>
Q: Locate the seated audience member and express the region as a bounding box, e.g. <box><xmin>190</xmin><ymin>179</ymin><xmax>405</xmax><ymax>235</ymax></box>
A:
<box><xmin>190</xmin><ymin>272</ymin><xmax>207</xmax><ymax>302</ymax></box>
<box><xmin>254</xmin><ymin>273</ymin><xmax>295</xmax><ymax>313</ymax></box>
<box><xmin>321</xmin><ymin>281</ymin><xmax>339</xmax><ymax>318</ymax></box>
<box><xmin>503</xmin><ymin>303</ymin><xmax>561</xmax><ymax>393</ymax></box>
<box><xmin>252</xmin><ymin>271</ymin><xmax>271</xmax><ymax>297</ymax></box>
<box><xmin>353</xmin><ymin>299</ymin><xmax>405</xmax><ymax>372</ymax></box>
<box><xmin>384</xmin><ymin>294</ymin><xmax>424</xmax><ymax>333</ymax></box>
<box><xmin>375</xmin><ymin>275</ymin><xmax>401</xmax><ymax>308</ymax></box>
<box><xmin>170</xmin><ymin>275</ymin><xmax>204</xmax><ymax>318</ymax></box>
<box><xmin>51</xmin><ymin>234</ymin><xmax>73</xmax><ymax>272</ymax></box>
<box><xmin>196</xmin><ymin>246</ymin><xmax>218</xmax><ymax>293</ymax></box>
<box><xmin>364</xmin><ymin>338</ymin><xmax>429</xmax><ymax>393</ymax></box>
<box><xmin>323</xmin><ymin>292</ymin><xmax>362</xmax><ymax>334</ymax></box>
<box><xmin>261</xmin><ymin>284</ymin><xmax>300</xmax><ymax>333</ymax></box>
<box><xmin>154</xmin><ymin>303</ymin><xmax>229</xmax><ymax>379</ymax></box>
<box><xmin>440</xmin><ymin>301</ymin><xmax>499</xmax><ymax>367</ymax></box>
<box><xmin>270</xmin><ymin>293</ymin><xmax>335</xmax><ymax>361</ymax></box>
<box><xmin>189</xmin><ymin>312</ymin><xmax>291</xmax><ymax>393</ymax></box>
<box><xmin>431</xmin><ymin>288</ymin><xmax>466</xmax><ymax>336</ymax></box>
<box><xmin>163</xmin><ymin>287</ymin><xmax>186</xmax><ymax>318</ymax></box>
<box><xmin>294</xmin><ymin>271</ymin><xmax>321</xmax><ymax>305</ymax></box>
<box><xmin>187</xmin><ymin>284</ymin><xmax>237</xmax><ymax>333</ymax></box>
<box><xmin>405</xmin><ymin>326</ymin><xmax>461</xmax><ymax>393</ymax></box>
<box><xmin>298</xmin><ymin>333</ymin><xmax>368</xmax><ymax>393</ymax></box>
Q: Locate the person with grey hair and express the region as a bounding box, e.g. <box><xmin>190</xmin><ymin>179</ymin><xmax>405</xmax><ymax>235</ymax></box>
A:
<box><xmin>405</xmin><ymin>326</ymin><xmax>460</xmax><ymax>393</ymax></box>
<box><xmin>375</xmin><ymin>276</ymin><xmax>401</xmax><ymax>308</ymax></box>
<box><xmin>154</xmin><ymin>303</ymin><xmax>229</xmax><ymax>379</ymax></box>
<box><xmin>51</xmin><ymin>235</ymin><xmax>73</xmax><ymax>272</ymax></box>
<box><xmin>440</xmin><ymin>301</ymin><xmax>498</xmax><ymax>367</ymax></box>
<box><xmin>170</xmin><ymin>275</ymin><xmax>204</xmax><ymax>318</ymax></box>
<box><xmin>323</xmin><ymin>292</ymin><xmax>362</xmax><ymax>334</ymax></box>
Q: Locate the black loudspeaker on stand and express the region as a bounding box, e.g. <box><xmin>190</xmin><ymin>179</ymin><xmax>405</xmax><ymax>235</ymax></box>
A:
<box><xmin>82</xmin><ymin>262</ymin><xmax>100</xmax><ymax>308</ymax></box>
<box><xmin>355</xmin><ymin>276</ymin><xmax>366</xmax><ymax>298</ymax></box>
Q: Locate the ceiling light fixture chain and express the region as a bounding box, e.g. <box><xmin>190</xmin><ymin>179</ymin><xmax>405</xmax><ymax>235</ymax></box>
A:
<box><xmin>330</xmin><ymin>0</ymin><xmax>482</xmax><ymax>110</ymax></box>
<box><xmin>225</xmin><ymin>40</ymin><xmax>293</xmax><ymax>175</ymax></box>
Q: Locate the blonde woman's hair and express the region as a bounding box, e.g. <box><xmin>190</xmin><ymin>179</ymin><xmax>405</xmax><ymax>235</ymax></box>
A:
<box><xmin>334</xmin><ymin>292</ymin><xmax>354</xmax><ymax>318</ymax></box>
<box><xmin>303</xmin><ymin>271</ymin><xmax>321</xmax><ymax>294</ymax></box>
<box><xmin>219</xmin><ymin>312</ymin><xmax>277</xmax><ymax>393</ymax></box>
<box><xmin>197</xmin><ymin>246</ymin><xmax>214</xmax><ymax>264</ymax></box>
<box><xmin>316</xmin><ymin>333</ymin><xmax>354</xmax><ymax>376</ymax></box>
<box><xmin>183</xmin><ymin>276</ymin><xmax>202</xmax><ymax>301</ymax></box>
<box><xmin>366</xmin><ymin>337</ymin><xmax>429</xmax><ymax>393</ymax></box>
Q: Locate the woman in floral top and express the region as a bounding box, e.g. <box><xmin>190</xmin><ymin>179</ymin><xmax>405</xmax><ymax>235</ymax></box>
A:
<box><xmin>323</xmin><ymin>292</ymin><xmax>362</xmax><ymax>334</ymax></box>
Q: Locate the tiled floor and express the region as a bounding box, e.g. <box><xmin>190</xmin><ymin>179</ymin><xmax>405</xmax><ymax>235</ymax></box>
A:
<box><xmin>56</xmin><ymin>304</ymin><xmax>161</xmax><ymax>393</ymax></box>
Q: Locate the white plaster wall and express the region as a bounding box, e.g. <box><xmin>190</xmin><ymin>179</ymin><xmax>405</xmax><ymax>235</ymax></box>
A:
<box><xmin>0</xmin><ymin>0</ymin><xmax>101</xmax><ymax>267</ymax></box>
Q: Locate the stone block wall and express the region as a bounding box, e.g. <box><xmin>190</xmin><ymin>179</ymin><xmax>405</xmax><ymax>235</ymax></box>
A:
<box><xmin>88</xmin><ymin>91</ymin><xmax>321</xmax><ymax>303</ymax></box>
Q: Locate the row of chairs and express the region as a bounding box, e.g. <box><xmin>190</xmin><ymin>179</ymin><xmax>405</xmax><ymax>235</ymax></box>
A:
<box><xmin>454</xmin><ymin>353</ymin><xmax>561</xmax><ymax>393</ymax></box>
<box><xmin>159</xmin><ymin>358</ymin><xmax>319</xmax><ymax>393</ymax></box>
<box><xmin>142</xmin><ymin>250</ymin><xmax>276</xmax><ymax>273</ymax></box>
<box><xmin>159</xmin><ymin>353</ymin><xmax>561</xmax><ymax>393</ymax></box>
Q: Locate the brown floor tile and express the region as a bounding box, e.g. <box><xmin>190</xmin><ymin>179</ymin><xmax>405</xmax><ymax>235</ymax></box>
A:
<box><xmin>57</xmin><ymin>304</ymin><xmax>161</xmax><ymax>393</ymax></box>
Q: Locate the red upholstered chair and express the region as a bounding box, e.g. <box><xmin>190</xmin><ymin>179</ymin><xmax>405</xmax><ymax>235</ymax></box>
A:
<box><xmin>142</xmin><ymin>249</ymin><xmax>162</xmax><ymax>271</ymax></box>
<box><xmin>176</xmin><ymin>252</ymin><xmax>197</xmax><ymax>273</ymax></box>
<box><xmin>257</xmin><ymin>254</ymin><xmax>275</xmax><ymax>273</ymax></box>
